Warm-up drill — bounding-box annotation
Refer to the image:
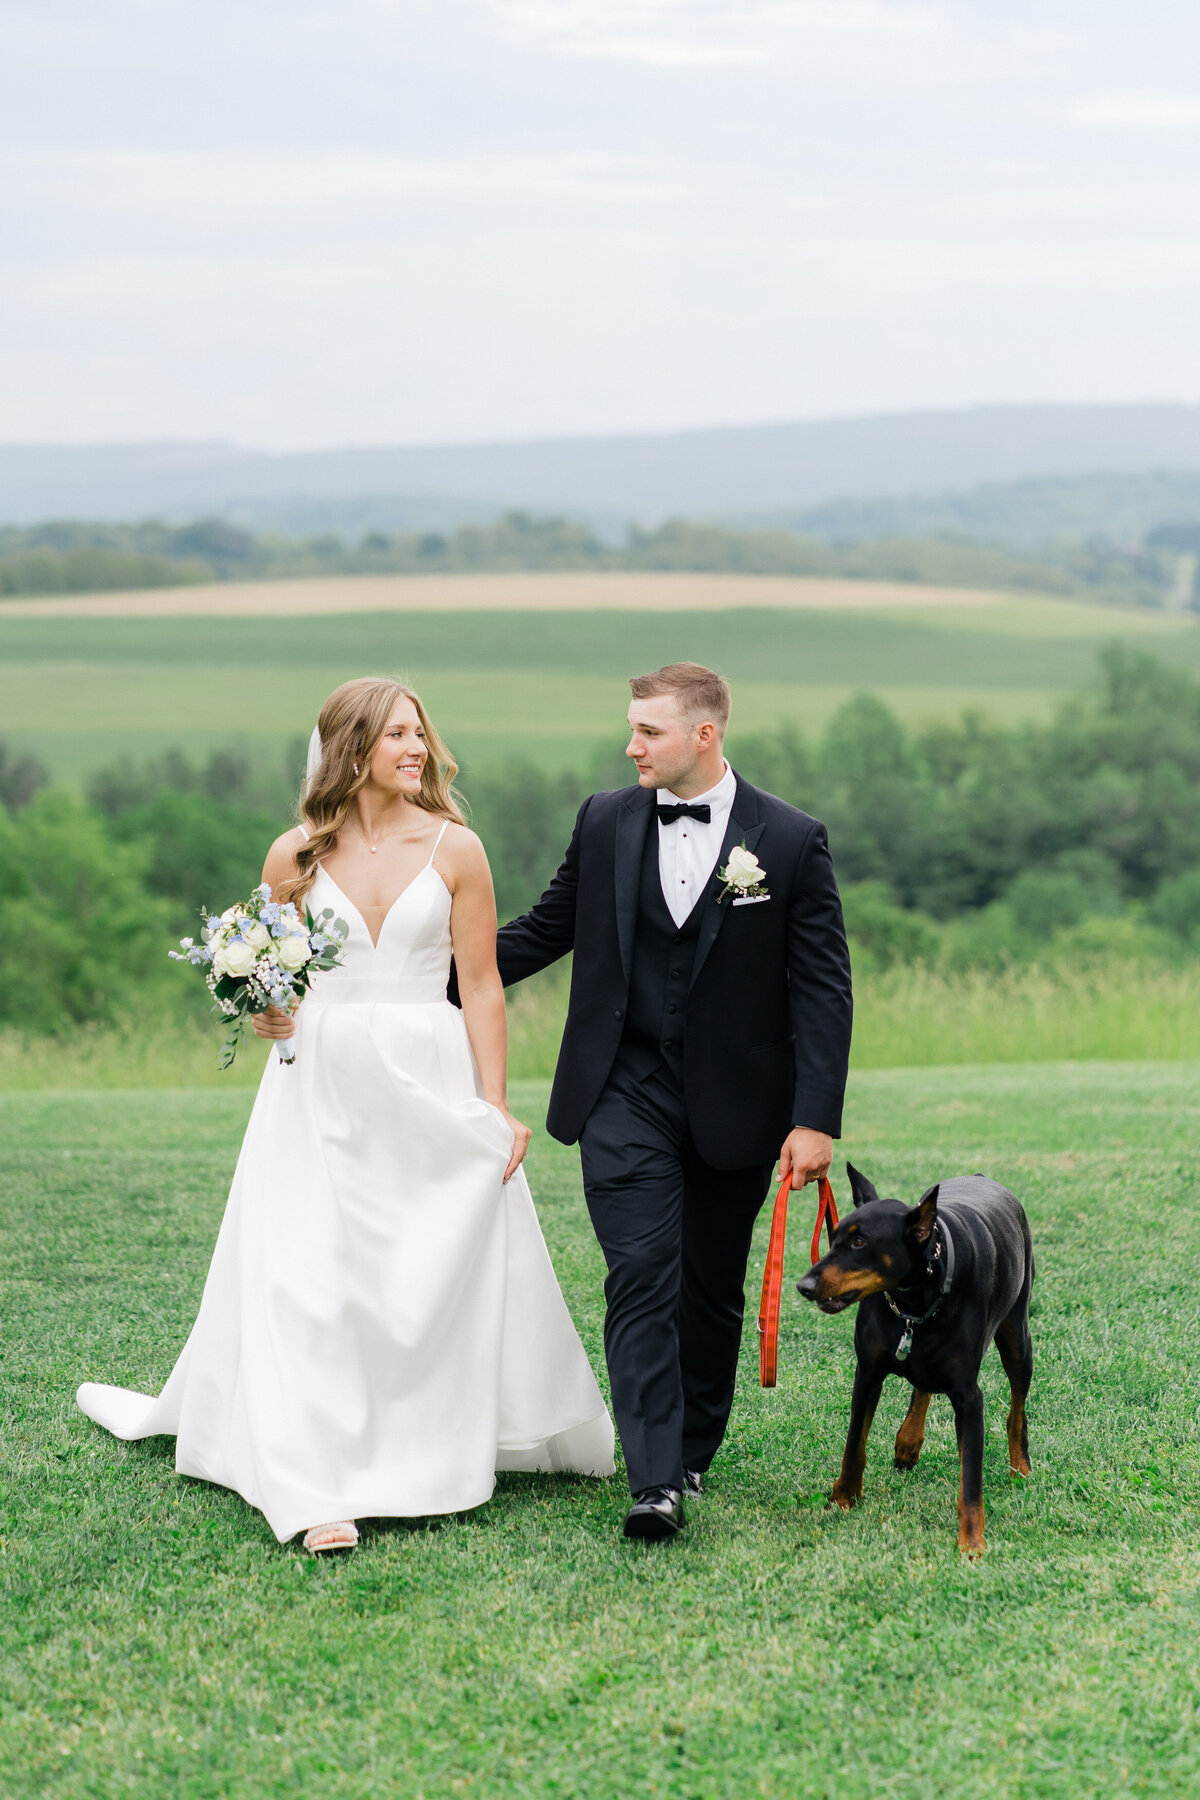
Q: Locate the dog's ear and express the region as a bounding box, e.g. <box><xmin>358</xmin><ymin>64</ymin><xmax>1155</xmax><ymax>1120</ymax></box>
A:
<box><xmin>903</xmin><ymin>1184</ymin><xmax>939</xmax><ymax>1246</ymax></box>
<box><xmin>845</xmin><ymin>1162</ymin><xmax>880</xmax><ymax>1208</ymax></box>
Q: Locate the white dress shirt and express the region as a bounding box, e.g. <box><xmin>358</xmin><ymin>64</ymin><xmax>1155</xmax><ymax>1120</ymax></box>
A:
<box><xmin>656</xmin><ymin>760</ymin><xmax>737</xmax><ymax>928</ymax></box>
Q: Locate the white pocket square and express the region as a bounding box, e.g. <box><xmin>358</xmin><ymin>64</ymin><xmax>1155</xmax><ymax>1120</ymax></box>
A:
<box><xmin>732</xmin><ymin>894</ymin><xmax>770</xmax><ymax>907</ymax></box>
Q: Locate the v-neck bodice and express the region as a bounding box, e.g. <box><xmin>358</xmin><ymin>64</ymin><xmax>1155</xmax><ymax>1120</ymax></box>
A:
<box><xmin>306</xmin><ymin>832</ymin><xmax>453</xmax><ymax>1005</ymax></box>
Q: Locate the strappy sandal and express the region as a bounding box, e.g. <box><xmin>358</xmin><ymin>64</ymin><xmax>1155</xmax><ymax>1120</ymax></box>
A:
<box><xmin>302</xmin><ymin>1520</ymin><xmax>359</xmax><ymax>1554</ymax></box>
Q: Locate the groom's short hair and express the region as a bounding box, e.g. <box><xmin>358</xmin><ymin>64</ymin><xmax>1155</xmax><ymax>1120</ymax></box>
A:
<box><xmin>629</xmin><ymin>663</ymin><xmax>731</xmax><ymax>735</ymax></box>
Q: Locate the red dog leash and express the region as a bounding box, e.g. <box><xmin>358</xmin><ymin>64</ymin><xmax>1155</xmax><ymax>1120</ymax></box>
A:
<box><xmin>758</xmin><ymin>1173</ymin><xmax>839</xmax><ymax>1387</ymax></box>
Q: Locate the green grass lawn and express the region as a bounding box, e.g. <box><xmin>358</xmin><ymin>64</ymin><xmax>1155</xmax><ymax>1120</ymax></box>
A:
<box><xmin>3</xmin><ymin>1062</ymin><xmax>1199</xmax><ymax>1797</ymax></box>
<box><xmin>3</xmin><ymin>594</ymin><xmax>1198</xmax><ymax>778</ymax></box>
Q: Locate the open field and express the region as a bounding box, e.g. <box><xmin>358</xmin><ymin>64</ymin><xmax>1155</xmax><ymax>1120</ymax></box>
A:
<box><xmin>3</xmin><ymin>1061</ymin><xmax>1199</xmax><ymax>1798</ymax></box>
<box><xmin>0</xmin><ymin>570</ymin><xmax>1021</xmax><ymax>619</ymax></box>
<box><xmin>3</xmin><ymin>576</ymin><xmax>1198</xmax><ymax>779</ymax></box>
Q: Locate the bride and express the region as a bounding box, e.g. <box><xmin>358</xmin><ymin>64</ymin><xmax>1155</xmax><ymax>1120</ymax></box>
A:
<box><xmin>77</xmin><ymin>676</ymin><xmax>615</xmax><ymax>1550</ymax></box>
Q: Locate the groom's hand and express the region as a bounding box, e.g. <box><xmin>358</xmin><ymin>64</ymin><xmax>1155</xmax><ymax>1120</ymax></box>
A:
<box><xmin>779</xmin><ymin>1127</ymin><xmax>833</xmax><ymax>1189</ymax></box>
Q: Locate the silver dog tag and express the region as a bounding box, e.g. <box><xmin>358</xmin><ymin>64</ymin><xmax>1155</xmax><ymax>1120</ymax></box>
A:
<box><xmin>895</xmin><ymin>1325</ymin><xmax>913</xmax><ymax>1361</ymax></box>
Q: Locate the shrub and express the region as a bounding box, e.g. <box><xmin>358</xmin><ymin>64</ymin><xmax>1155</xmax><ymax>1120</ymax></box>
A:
<box><xmin>1150</xmin><ymin>867</ymin><xmax>1200</xmax><ymax>944</ymax></box>
<box><xmin>1007</xmin><ymin>868</ymin><xmax>1091</xmax><ymax>940</ymax></box>
<box><xmin>0</xmin><ymin>790</ymin><xmax>174</xmax><ymax>1032</ymax></box>
<box><xmin>106</xmin><ymin>790</ymin><xmax>280</xmax><ymax>929</ymax></box>
<box><xmin>0</xmin><ymin>739</ymin><xmax>49</xmax><ymax>813</ymax></box>
<box><xmin>840</xmin><ymin>881</ymin><xmax>940</xmax><ymax>971</ymax></box>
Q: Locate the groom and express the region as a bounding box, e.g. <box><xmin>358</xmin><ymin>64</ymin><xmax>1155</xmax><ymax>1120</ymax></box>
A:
<box><xmin>491</xmin><ymin>663</ymin><xmax>852</xmax><ymax>1539</ymax></box>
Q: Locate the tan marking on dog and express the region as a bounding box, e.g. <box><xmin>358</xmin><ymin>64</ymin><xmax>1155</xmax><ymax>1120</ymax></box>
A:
<box><xmin>957</xmin><ymin>1499</ymin><xmax>986</xmax><ymax>1557</ymax></box>
<box><xmin>1007</xmin><ymin>1393</ymin><xmax>1032</xmax><ymax>1478</ymax></box>
<box><xmin>894</xmin><ymin>1389</ymin><xmax>932</xmax><ymax>1470</ymax></box>
<box><xmin>957</xmin><ymin>1448</ymin><xmax>986</xmax><ymax>1558</ymax></box>
<box><xmin>816</xmin><ymin>1266</ymin><xmax>889</xmax><ymax>1303</ymax></box>
<box><xmin>831</xmin><ymin>1398</ymin><xmax>879</xmax><ymax>1510</ymax></box>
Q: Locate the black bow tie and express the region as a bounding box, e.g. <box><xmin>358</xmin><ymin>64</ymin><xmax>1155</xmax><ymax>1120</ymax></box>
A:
<box><xmin>657</xmin><ymin>802</ymin><xmax>711</xmax><ymax>824</ymax></box>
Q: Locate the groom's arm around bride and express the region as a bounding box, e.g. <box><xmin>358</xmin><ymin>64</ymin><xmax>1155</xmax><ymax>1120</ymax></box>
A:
<box><xmin>460</xmin><ymin>662</ymin><xmax>852</xmax><ymax>1536</ymax></box>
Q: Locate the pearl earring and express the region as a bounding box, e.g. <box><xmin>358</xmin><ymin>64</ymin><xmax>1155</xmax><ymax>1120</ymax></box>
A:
<box><xmin>353</xmin><ymin>762</ymin><xmax>360</xmax><ymax>775</ymax></box>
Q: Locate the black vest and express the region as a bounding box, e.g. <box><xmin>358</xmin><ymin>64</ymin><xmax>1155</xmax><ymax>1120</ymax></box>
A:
<box><xmin>620</xmin><ymin>822</ymin><xmax>705</xmax><ymax>1079</ymax></box>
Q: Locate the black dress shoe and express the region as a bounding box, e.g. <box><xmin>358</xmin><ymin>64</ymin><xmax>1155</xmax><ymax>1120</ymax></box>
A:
<box><xmin>683</xmin><ymin>1467</ymin><xmax>705</xmax><ymax>1499</ymax></box>
<box><xmin>622</xmin><ymin>1487</ymin><xmax>686</xmax><ymax>1540</ymax></box>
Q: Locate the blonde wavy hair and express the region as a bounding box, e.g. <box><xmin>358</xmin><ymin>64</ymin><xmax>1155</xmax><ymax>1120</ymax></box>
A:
<box><xmin>281</xmin><ymin>676</ymin><xmax>466</xmax><ymax>908</ymax></box>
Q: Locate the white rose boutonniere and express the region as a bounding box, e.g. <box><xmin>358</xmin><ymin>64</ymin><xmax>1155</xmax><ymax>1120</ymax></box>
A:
<box><xmin>716</xmin><ymin>841</ymin><xmax>768</xmax><ymax>904</ymax></box>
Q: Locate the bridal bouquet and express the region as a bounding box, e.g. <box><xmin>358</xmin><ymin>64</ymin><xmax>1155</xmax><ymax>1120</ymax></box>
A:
<box><xmin>170</xmin><ymin>883</ymin><xmax>349</xmax><ymax>1068</ymax></box>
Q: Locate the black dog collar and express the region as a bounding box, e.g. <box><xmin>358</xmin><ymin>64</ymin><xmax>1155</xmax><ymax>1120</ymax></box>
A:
<box><xmin>885</xmin><ymin>1219</ymin><xmax>956</xmax><ymax>1360</ymax></box>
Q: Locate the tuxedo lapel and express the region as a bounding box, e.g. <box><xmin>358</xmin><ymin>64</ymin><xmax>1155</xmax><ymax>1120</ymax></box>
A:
<box><xmin>614</xmin><ymin>785</ymin><xmax>655</xmax><ymax>982</ymax></box>
<box><xmin>689</xmin><ymin>775</ymin><xmax>765</xmax><ymax>991</ymax></box>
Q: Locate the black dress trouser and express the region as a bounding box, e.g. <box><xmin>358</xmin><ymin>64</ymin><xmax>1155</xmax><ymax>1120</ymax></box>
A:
<box><xmin>577</xmin><ymin>1054</ymin><xmax>774</xmax><ymax>1495</ymax></box>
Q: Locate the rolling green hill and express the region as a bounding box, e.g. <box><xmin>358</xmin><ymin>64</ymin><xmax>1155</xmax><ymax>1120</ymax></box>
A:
<box><xmin>2</xmin><ymin>584</ymin><xmax>1198</xmax><ymax>781</ymax></box>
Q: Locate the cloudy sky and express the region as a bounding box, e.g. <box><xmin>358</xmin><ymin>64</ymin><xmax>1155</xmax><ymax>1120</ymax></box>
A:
<box><xmin>3</xmin><ymin>1</ymin><xmax>1200</xmax><ymax>446</ymax></box>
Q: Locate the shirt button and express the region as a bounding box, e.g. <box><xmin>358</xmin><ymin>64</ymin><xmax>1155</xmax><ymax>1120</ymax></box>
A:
<box><xmin>662</xmin><ymin>1040</ymin><xmax>676</xmax><ymax>1051</ymax></box>
<box><xmin>614</xmin><ymin>1009</ymin><xmax>624</xmax><ymax>1020</ymax></box>
<box><xmin>667</xmin><ymin>1004</ymin><xmax>678</xmax><ymax>1015</ymax></box>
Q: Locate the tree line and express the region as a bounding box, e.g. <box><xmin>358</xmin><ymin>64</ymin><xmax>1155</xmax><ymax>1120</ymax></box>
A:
<box><xmin>2</xmin><ymin>647</ymin><xmax>1199</xmax><ymax>1035</ymax></box>
<box><xmin>0</xmin><ymin>511</ymin><xmax>1188</xmax><ymax>610</ymax></box>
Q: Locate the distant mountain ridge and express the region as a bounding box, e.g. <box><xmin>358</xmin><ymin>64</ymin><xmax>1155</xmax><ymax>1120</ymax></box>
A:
<box><xmin>6</xmin><ymin>404</ymin><xmax>1200</xmax><ymax>531</ymax></box>
<box><xmin>752</xmin><ymin>470</ymin><xmax>1200</xmax><ymax>549</ymax></box>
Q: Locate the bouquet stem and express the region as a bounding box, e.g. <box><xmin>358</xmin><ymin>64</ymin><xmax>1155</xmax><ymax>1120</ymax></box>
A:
<box><xmin>277</xmin><ymin>1036</ymin><xmax>297</xmax><ymax>1066</ymax></box>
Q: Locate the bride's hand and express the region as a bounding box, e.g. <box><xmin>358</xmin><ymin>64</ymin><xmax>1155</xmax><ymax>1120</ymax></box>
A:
<box><xmin>499</xmin><ymin>1110</ymin><xmax>532</xmax><ymax>1184</ymax></box>
<box><xmin>252</xmin><ymin>1005</ymin><xmax>296</xmax><ymax>1040</ymax></box>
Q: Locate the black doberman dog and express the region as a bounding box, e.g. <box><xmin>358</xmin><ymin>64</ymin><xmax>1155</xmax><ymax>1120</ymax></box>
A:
<box><xmin>797</xmin><ymin>1164</ymin><xmax>1034</xmax><ymax>1556</ymax></box>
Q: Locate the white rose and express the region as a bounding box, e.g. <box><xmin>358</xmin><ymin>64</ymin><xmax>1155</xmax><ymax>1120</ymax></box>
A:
<box><xmin>221</xmin><ymin>906</ymin><xmax>242</xmax><ymax>925</ymax></box>
<box><xmin>242</xmin><ymin>920</ymin><xmax>271</xmax><ymax>949</ymax></box>
<box><xmin>217</xmin><ymin>938</ymin><xmax>257</xmax><ymax>978</ymax></box>
<box><xmin>725</xmin><ymin>846</ymin><xmax>763</xmax><ymax>888</ymax></box>
<box><xmin>276</xmin><ymin>933</ymin><xmax>313</xmax><ymax>972</ymax></box>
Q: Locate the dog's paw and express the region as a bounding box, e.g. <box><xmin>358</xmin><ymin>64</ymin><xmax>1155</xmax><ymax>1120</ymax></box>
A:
<box><xmin>957</xmin><ymin>1501</ymin><xmax>985</xmax><ymax>1558</ymax></box>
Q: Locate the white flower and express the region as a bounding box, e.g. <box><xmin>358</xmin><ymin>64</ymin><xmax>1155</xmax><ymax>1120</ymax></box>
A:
<box><xmin>724</xmin><ymin>846</ymin><xmax>763</xmax><ymax>889</ymax></box>
<box><xmin>276</xmin><ymin>934</ymin><xmax>313</xmax><ymax>972</ymax></box>
<box><xmin>221</xmin><ymin>906</ymin><xmax>242</xmax><ymax>925</ymax></box>
<box><xmin>215</xmin><ymin>938</ymin><xmax>257</xmax><ymax>979</ymax></box>
<box><xmin>242</xmin><ymin>920</ymin><xmax>271</xmax><ymax>950</ymax></box>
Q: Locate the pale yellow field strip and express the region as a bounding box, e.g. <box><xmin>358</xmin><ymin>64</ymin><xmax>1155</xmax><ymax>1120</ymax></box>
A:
<box><xmin>0</xmin><ymin>569</ymin><xmax>1019</xmax><ymax>621</ymax></box>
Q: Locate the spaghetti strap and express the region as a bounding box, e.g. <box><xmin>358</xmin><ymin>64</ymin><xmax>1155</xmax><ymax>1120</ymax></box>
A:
<box><xmin>298</xmin><ymin>822</ymin><xmax>311</xmax><ymax>841</ymax></box>
<box><xmin>427</xmin><ymin>820</ymin><xmax>451</xmax><ymax>866</ymax></box>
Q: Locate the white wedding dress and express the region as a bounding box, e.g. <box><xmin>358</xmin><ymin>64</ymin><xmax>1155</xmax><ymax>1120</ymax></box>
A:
<box><xmin>77</xmin><ymin>825</ymin><xmax>615</xmax><ymax>1542</ymax></box>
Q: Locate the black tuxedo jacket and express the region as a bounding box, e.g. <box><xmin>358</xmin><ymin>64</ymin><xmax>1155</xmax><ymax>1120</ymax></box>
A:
<box><xmin>492</xmin><ymin>773</ymin><xmax>853</xmax><ymax>1169</ymax></box>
